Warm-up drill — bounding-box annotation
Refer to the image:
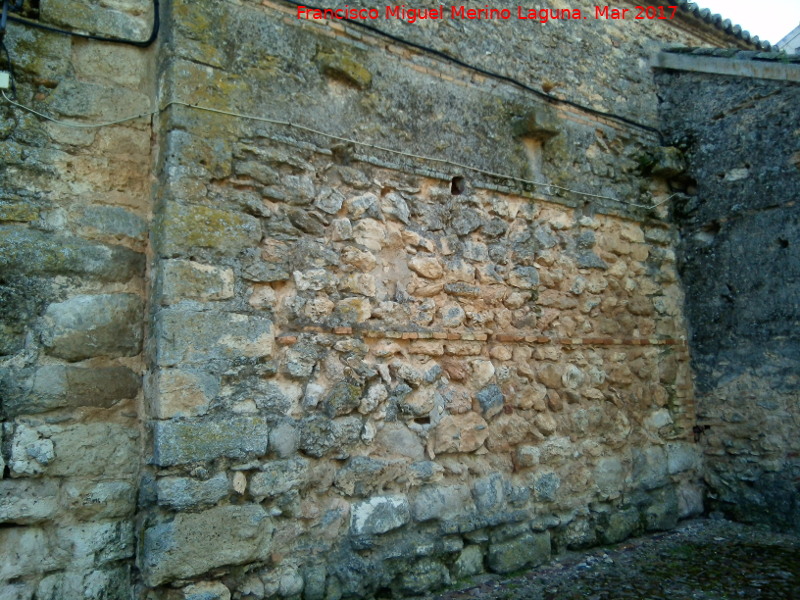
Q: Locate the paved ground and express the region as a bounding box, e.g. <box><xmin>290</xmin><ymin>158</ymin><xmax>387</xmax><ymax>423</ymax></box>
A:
<box><xmin>418</xmin><ymin>518</ymin><xmax>800</xmax><ymax>600</ymax></box>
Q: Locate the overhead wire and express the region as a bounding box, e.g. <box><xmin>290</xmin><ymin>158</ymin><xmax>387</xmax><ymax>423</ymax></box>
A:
<box><xmin>1</xmin><ymin>89</ymin><xmax>677</xmax><ymax>210</ymax></box>
<box><xmin>5</xmin><ymin>0</ymin><xmax>159</xmax><ymax>47</ymax></box>
<box><xmin>278</xmin><ymin>0</ymin><xmax>663</xmax><ymax>139</ymax></box>
<box><xmin>0</xmin><ymin>0</ymin><xmax>675</xmax><ymax>210</ymax></box>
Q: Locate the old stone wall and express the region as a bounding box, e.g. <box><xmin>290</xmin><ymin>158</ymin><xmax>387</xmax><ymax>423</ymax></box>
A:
<box><xmin>0</xmin><ymin>1</ymin><xmax>760</xmax><ymax>599</ymax></box>
<box><xmin>137</xmin><ymin>2</ymin><xmax>716</xmax><ymax>598</ymax></box>
<box><xmin>656</xmin><ymin>61</ymin><xmax>800</xmax><ymax>532</ymax></box>
<box><xmin>0</xmin><ymin>1</ymin><xmax>155</xmax><ymax>597</ymax></box>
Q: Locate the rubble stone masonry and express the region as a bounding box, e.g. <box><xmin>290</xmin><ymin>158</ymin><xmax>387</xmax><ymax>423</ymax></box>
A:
<box><xmin>0</xmin><ymin>0</ymin><xmax>770</xmax><ymax>598</ymax></box>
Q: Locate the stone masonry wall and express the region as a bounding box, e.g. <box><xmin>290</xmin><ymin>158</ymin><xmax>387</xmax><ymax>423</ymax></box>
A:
<box><xmin>0</xmin><ymin>1</ymin><xmax>155</xmax><ymax>597</ymax></box>
<box><xmin>656</xmin><ymin>64</ymin><xmax>800</xmax><ymax>532</ymax></box>
<box><xmin>137</xmin><ymin>2</ymin><xmax>719</xmax><ymax>598</ymax></box>
<box><xmin>0</xmin><ymin>1</ymin><xmax>761</xmax><ymax>598</ymax></box>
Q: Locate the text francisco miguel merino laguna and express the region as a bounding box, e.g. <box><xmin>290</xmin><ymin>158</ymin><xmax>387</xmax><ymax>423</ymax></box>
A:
<box><xmin>296</xmin><ymin>5</ymin><xmax>679</xmax><ymax>22</ymax></box>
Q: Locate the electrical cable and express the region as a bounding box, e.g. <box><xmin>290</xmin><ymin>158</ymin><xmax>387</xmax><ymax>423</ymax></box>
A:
<box><xmin>6</xmin><ymin>0</ymin><xmax>159</xmax><ymax>47</ymax></box>
<box><xmin>278</xmin><ymin>0</ymin><xmax>663</xmax><ymax>138</ymax></box>
<box><xmin>1</xmin><ymin>89</ymin><xmax>676</xmax><ymax>210</ymax></box>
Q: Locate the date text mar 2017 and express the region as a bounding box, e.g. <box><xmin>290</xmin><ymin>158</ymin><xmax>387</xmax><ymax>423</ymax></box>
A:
<box><xmin>295</xmin><ymin>5</ymin><xmax>680</xmax><ymax>22</ymax></box>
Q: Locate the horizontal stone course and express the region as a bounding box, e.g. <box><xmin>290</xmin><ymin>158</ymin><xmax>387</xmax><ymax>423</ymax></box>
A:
<box><xmin>151</xmin><ymin>416</ymin><xmax>270</xmax><ymax>466</ymax></box>
<box><xmin>154</xmin><ymin>309</ymin><xmax>274</xmax><ymax>366</ymax></box>
<box><xmin>1</xmin><ymin>365</ymin><xmax>140</xmax><ymax>417</ymax></box>
<box><xmin>0</xmin><ymin>226</ymin><xmax>144</xmax><ymax>282</ymax></box>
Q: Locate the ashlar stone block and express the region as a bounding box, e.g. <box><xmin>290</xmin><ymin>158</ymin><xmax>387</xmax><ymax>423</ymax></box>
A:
<box><xmin>41</xmin><ymin>294</ymin><xmax>143</xmax><ymax>361</ymax></box>
<box><xmin>350</xmin><ymin>495</ymin><xmax>410</xmax><ymax>535</ymax></box>
<box><xmin>152</xmin><ymin>416</ymin><xmax>269</xmax><ymax>466</ymax></box>
<box><xmin>159</xmin><ymin>259</ymin><xmax>235</xmax><ymax>304</ymax></box>
<box><xmin>141</xmin><ymin>505</ymin><xmax>273</xmax><ymax>586</ymax></box>
<box><xmin>154</xmin><ymin>308</ymin><xmax>273</xmax><ymax>366</ymax></box>
<box><xmin>487</xmin><ymin>532</ymin><xmax>550</xmax><ymax>574</ymax></box>
<box><xmin>157</xmin><ymin>201</ymin><xmax>261</xmax><ymax>258</ymax></box>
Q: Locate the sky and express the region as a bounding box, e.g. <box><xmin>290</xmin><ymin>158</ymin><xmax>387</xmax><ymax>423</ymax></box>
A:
<box><xmin>692</xmin><ymin>0</ymin><xmax>800</xmax><ymax>45</ymax></box>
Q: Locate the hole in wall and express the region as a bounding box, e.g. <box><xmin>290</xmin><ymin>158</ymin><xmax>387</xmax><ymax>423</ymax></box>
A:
<box><xmin>413</xmin><ymin>416</ymin><xmax>431</xmax><ymax>425</ymax></box>
<box><xmin>777</xmin><ymin>237</ymin><xmax>789</xmax><ymax>249</ymax></box>
<box><xmin>450</xmin><ymin>176</ymin><xmax>466</xmax><ymax>195</ymax></box>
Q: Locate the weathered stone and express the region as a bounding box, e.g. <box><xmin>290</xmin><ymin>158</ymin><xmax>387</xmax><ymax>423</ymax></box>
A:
<box><xmin>450</xmin><ymin>208</ymin><xmax>482</xmax><ymax>236</ymax></box>
<box><xmin>0</xmin><ymin>526</ymin><xmax>70</xmax><ymax>580</ymax></box>
<box><xmin>48</xmin><ymin>75</ymin><xmax>151</xmax><ymax>118</ymax></box>
<box><xmin>595</xmin><ymin>457</ymin><xmax>626</xmax><ymax>498</ymax></box>
<box><xmin>250</xmin><ymin>458</ymin><xmax>310</xmax><ymax>500</ymax></box>
<box><xmin>331</xmin><ymin>217</ymin><xmax>354</xmax><ymax>240</ymax></box>
<box><xmin>452</xmin><ymin>545</ymin><xmax>484</xmax><ymax>579</ymax></box>
<box><xmin>350</xmin><ymin>495</ymin><xmax>410</xmax><ymax>535</ymax></box>
<box><xmin>316</xmin><ymin>49</ymin><xmax>372</xmax><ymax>89</ymax></box>
<box><xmin>298</xmin><ymin>415</ymin><xmax>362</xmax><ymax>458</ymax></box>
<box><xmin>330</xmin><ymin>455</ymin><xmax>379</xmax><ymax>494</ymax></box>
<box><xmin>648</xmin><ymin>146</ymin><xmax>686</xmax><ymax>178</ymax></box>
<box><xmin>488</xmin><ymin>532</ymin><xmax>550</xmax><ymax>574</ymax></box>
<box><xmin>141</xmin><ymin>505</ymin><xmax>274</xmax><ymax>586</ymax></box>
<box><xmin>157</xmin><ymin>202</ymin><xmax>261</xmax><ymax>258</ymax></box>
<box><xmin>323</xmin><ymin>379</ymin><xmax>364</xmax><ymax>418</ymax></box>
<box><xmin>156</xmin><ymin>474</ymin><xmax>230</xmax><ymax>511</ymax></box>
<box><xmin>334</xmin><ymin>298</ymin><xmax>372</xmax><ymax>324</ymax></box>
<box><xmin>148</xmin><ymin>368</ymin><xmax>218</xmax><ymax>419</ymax></box>
<box><xmin>561</xmin><ymin>365</ymin><xmax>586</xmax><ymax>389</ymax></box>
<box><xmin>303</xmin><ymin>565</ymin><xmax>328</xmax><ymax>600</ymax></box>
<box><xmin>398</xmin><ymin>559</ymin><xmax>450</xmax><ymax>595</ymax></box>
<box><xmin>413</xmin><ymin>484</ymin><xmax>473</xmax><ymax>522</ymax></box>
<box><xmin>160</xmin><ymin>259</ymin><xmax>234</xmax><ymax>304</ymax></box>
<box><xmin>444</xmin><ymin>283</ymin><xmax>481</xmax><ymax>298</ymax></box>
<box><xmin>508</xmin><ymin>266</ymin><xmax>540</xmax><ymax>289</ymax></box>
<box><xmin>516</xmin><ymin>445</ymin><xmax>540</xmax><ymax>468</ymax></box>
<box><xmin>632</xmin><ymin>447</ymin><xmax>669</xmax><ymax>491</ymax></box>
<box><xmin>339</xmin><ymin>272</ymin><xmax>377</xmax><ymax>297</ymax></box>
<box><xmin>432</xmin><ymin>413</ymin><xmax>489</xmax><ymax>454</ymax></box>
<box><xmin>382</xmin><ymin>192</ymin><xmax>411</xmax><ymax>224</ymax></box>
<box><xmin>476</xmin><ymin>384</ymin><xmax>504</xmax><ymax>419</ymax></box>
<box><xmin>155</xmin><ymin>308</ymin><xmax>273</xmax><ymax>366</ymax></box>
<box><xmin>440</xmin><ymin>304</ymin><xmax>466</xmax><ymax>328</ymax></box>
<box><xmin>6</xmin><ymin>421</ymin><xmax>138</xmax><ymax>478</ymax></box>
<box><xmin>0</xmin><ymin>479</ymin><xmax>59</xmax><ymax>523</ymax></box>
<box><xmin>531</xmin><ymin>471</ymin><xmax>561</xmax><ymax>502</ymax></box>
<box><xmin>534</xmin><ymin>412</ymin><xmax>558</xmax><ymax>436</ymax></box>
<box><xmin>41</xmin><ymin>294</ymin><xmax>143</xmax><ymax>361</ymax></box>
<box><xmin>2</xmin><ymin>365</ymin><xmax>140</xmax><ymax>417</ymax></box>
<box><xmin>646</xmin><ymin>487</ymin><xmax>679</xmax><ymax>531</ymax></box>
<box><xmin>676</xmin><ymin>481</ymin><xmax>704</xmax><ymax>519</ymax></box>
<box><xmin>576</xmin><ymin>251</ymin><xmax>608</xmax><ymax>270</ymax></box>
<box><xmin>359</xmin><ymin>383</ymin><xmax>388</xmax><ymax>415</ymax></box>
<box><xmin>182</xmin><ymin>581</ymin><xmax>232</xmax><ymax>600</ymax></box>
<box><xmin>470</xmin><ymin>360</ymin><xmax>495</xmax><ymax>389</ymax></box>
<box><xmin>315</xmin><ymin>188</ymin><xmax>346</xmax><ymax>214</ymax></box>
<box><xmin>287</xmin><ymin>207</ymin><xmax>326</xmax><ymax>235</ymax></box>
<box><xmin>375</xmin><ymin>423</ymin><xmax>425</xmax><ymax>460</ymax></box>
<box><xmin>601</xmin><ymin>507</ymin><xmax>640</xmax><ymax>544</ymax></box>
<box><xmin>666</xmin><ymin>442</ymin><xmax>701</xmax><ymax>474</ymax></box>
<box><xmin>61</xmin><ymin>480</ymin><xmax>136</xmax><ymax>521</ymax></box>
<box><xmin>152</xmin><ymin>417</ymin><xmax>269</xmax><ymax>466</ymax></box>
<box><xmin>473</xmin><ymin>474</ymin><xmax>506</xmax><ymax>513</ymax></box>
<box><xmin>512</xmin><ymin>382</ymin><xmax>546</xmax><ymax>411</ymax></box>
<box><xmin>397</xmin><ymin>386</ymin><xmax>436</xmax><ymax>417</ymax></box>
<box><xmin>409</xmin><ymin>255</ymin><xmax>444</xmax><ymax>279</ymax></box>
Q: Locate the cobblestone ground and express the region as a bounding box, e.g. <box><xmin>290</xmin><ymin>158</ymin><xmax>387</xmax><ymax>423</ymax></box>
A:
<box><xmin>417</xmin><ymin>519</ymin><xmax>800</xmax><ymax>600</ymax></box>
